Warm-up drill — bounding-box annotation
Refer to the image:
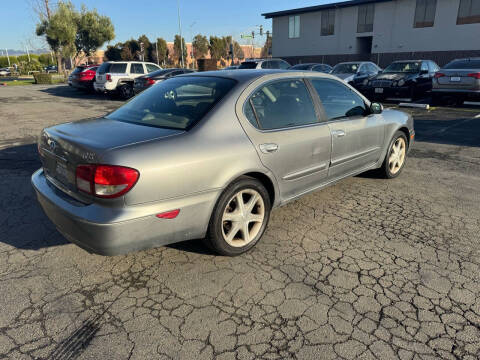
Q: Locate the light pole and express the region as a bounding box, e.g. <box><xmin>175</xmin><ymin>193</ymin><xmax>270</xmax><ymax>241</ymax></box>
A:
<box><xmin>177</xmin><ymin>0</ymin><xmax>185</xmax><ymax>68</ymax></box>
<box><xmin>5</xmin><ymin>48</ymin><xmax>10</xmax><ymax>67</ymax></box>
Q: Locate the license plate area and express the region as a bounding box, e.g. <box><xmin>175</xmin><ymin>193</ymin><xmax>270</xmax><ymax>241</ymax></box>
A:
<box><xmin>375</xmin><ymin>88</ymin><xmax>384</xmax><ymax>94</ymax></box>
<box><xmin>450</xmin><ymin>77</ymin><xmax>461</xmax><ymax>82</ymax></box>
<box><xmin>41</xmin><ymin>149</ymin><xmax>70</xmax><ymax>186</ymax></box>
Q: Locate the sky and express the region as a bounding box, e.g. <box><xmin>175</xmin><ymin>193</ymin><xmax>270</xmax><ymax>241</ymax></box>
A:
<box><xmin>0</xmin><ymin>0</ymin><xmax>334</xmax><ymax>51</ymax></box>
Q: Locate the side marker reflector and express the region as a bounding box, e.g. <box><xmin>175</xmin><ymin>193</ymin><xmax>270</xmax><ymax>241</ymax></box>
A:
<box><xmin>156</xmin><ymin>209</ymin><xmax>180</xmax><ymax>219</ymax></box>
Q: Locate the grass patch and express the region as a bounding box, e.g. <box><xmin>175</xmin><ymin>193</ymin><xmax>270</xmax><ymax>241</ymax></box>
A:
<box><xmin>1</xmin><ymin>78</ymin><xmax>65</xmax><ymax>86</ymax></box>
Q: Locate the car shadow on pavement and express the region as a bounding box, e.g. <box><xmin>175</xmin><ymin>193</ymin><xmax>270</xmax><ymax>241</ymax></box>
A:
<box><xmin>0</xmin><ymin>143</ymin><xmax>69</xmax><ymax>251</ymax></box>
<box><xmin>39</xmin><ymin>85</ymin><xmax>120</xmax><ymax>101</ymax></box>
<box><xmin>167</xmin><ymin>239</ymin><xmax>216</xmax><ymax>256</ymax></box>
<box><xmin>414</xmin><ymin>118</ymin><xmax>480</xmax><ymax>147</ymax></box>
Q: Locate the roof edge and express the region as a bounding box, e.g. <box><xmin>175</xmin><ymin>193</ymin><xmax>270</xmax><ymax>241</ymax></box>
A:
<box><xmin>262</xmin><ymin>0</ymin><xmax>392</xmax><ymax>19</ymax></box>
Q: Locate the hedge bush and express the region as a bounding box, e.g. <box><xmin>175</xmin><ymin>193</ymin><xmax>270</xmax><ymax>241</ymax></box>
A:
<box><xmin>33</xmin><ymin>73</ymin><xmax>54</xmax><ymax>84</ymax></box>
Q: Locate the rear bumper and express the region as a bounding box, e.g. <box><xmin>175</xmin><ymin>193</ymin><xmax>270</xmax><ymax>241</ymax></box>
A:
<box><xmin>72</xmin><ymin>80</ymin><xmax>93</xmax><ymax>89</ymax></box>
<box><xmin>93</xmin><ymin>82</ymin><xmax>116</xmax><ymax>92</ymax></box>
<box><xmin>432</xmin><ymin>88</ymin><xmax>480</xmax><ymax>99</ymax></box>
<box><xmin>32</xmin><ymin>169</ymin><xmax>217</xmax><ymax>256</ymax></box>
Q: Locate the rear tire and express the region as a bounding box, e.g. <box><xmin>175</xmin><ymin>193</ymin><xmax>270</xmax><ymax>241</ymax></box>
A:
<box><xmin>118</xmin><ymin>83</ymin><xmax>134</xmax><ymax>100</ymax></box>
<box><xmin>381</xmin><ymin>131</ymin><xmax>408</xmax><ymax>179</ymax></box>
<box><xmin>205</xmin><ymin>177</ymin><xmax>271</xmax><ymax>256</ymax></box>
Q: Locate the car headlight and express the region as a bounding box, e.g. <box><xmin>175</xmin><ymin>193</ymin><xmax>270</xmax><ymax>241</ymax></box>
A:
<box><xmin>363</xmin><ymin>79</ymin><xmax>369</xmax><ymax>86</ymax></box>
<box><xmin>398</xmin><ymin>79</ymin><xmax>405</xmax><ymax>87</ymax></box>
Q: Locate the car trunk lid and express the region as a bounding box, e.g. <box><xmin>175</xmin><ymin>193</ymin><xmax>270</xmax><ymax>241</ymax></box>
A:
<box><xmin>39</xmin><ymin>118</ymin><xmax>184</xmax><ymax>196</ymax></box>
<box><xmin>437</xmin><ymin>69</ymin><xmax>479</xmax><ymax>89</ymax></box>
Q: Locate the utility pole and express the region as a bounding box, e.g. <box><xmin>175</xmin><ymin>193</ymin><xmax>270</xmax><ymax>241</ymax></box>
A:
<box><xmin>177</xmin><ymin>0</ymin><xmax>185</xmax><ymax>68</ymax></box>
<box><xmin>5</xmin><ymin>48</ymin><xmax>10</xmax><ymax>67</ymax></box>
<box><xmin>155</xmin><ymin>42</ymin><xmax>159</xmax><ymax>66</ymax></box>
<box><xmin>25</xmin><ymin>44</ymin><xmax>31</xmax><ymax>62</ymax></box>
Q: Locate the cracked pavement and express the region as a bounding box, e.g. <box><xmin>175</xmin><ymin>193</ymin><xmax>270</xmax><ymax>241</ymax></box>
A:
<box><xmin>1</xmin><ymin>85</ymin><xmax>479</xmax><ymax>360</ymax></box>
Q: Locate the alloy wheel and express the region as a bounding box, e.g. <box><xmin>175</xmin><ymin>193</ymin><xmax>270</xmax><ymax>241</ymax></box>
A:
<box><xmin>221</xmin><ymin>189</ymin><xmax>265</xmax><ymax>247</ymax></box>
<box><xmin>388</xmin><ymin>137</ymin><xmax>406</xmax><ymax>175</ymax></box>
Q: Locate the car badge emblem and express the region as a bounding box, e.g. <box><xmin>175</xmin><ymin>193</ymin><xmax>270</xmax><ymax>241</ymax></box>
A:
<box><xmin>47</xmin><ymin>139</ymin><xmax>56</xmax><ymax>151</ymax></box>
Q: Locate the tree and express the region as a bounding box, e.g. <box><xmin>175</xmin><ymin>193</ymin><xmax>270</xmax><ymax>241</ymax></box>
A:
<box><xmin>137</xmin><ymin>34</ymin><xmax>152</xmax><ymax>62</ymax></box>
<box><xmin>173</xmin><ymin>35</ymin><xmax>187</xmax><ymax>66</ymax></box>
<box><xmin>121</xmin><ymin>39</ymin><xmax>140</xmax><ymax>60</ymax></box>
<box><xmin>105</xmin><ymin>43</ymin><xmax>123</xmax><ymax>61</ymax></box>
<box><xmin>209</xmin><ymin>36</ymin><xmax>227</xmax><ymax>60</ymax></box>
<box><xmin>36</xmin><ymin>1</ymin><xmax>78</xmax><ymax>72</ymax></box>
<box><xmin>261</xmin><ymin>35</ymin><xmax>272</xmax><ymax>58</ymax></box>
<box><xmin>192</xmin><ymin>34</ymin><xmax>209</xmax><ymax>59</ymax></box>
<box><xmin>75</xmin><ymin>6</ymin><xmax>114</xmax><ymax>57</ymax></box>
<box><xmin>233</xmin><ymin>42</ymin><xmax>244</xmax><ymax>60</ymax></box>
<box><xmin>155</xmin><ymin>38</ymin><xmax>168</xmax><ymax>66</ymax></box>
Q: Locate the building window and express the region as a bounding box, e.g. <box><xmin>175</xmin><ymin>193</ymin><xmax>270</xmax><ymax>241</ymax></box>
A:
<box><xmin>357</xmin><ymin>4</ymin><xmax>375</xmax><ymax>33</ymax></box>
<box><xmin>321</xmin><ymin>9</ymin><xmax>335</xmax><ymax>36</ymax></box>
<box><xmin>414</xmin><ymin>0</ymin><xmax>437</xmax><ymax>28</ymax></box>
<box><xmin>457</xmin><ymin>0</ymin><xmax>480</xmax><ymax>25</ymax></box>
<box><xmin>289</xmin><ymin>15</ymin><xmax>300</xmax><ymax>38</ymax></box>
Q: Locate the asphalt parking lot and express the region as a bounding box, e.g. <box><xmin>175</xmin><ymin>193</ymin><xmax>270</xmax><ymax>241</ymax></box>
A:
<box><xmin>0</xmin><ymin>84</ymin><xmax>479</xmax><ymax>360</ymax></box>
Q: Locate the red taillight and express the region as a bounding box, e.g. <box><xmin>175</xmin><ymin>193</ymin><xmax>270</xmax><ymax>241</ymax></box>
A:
<box><xmin>75</xmin><ymin>164</ymin><xmax>139</xmax><ymax>198</ymax></box>
<box><xmin>106</xmin><ymin>74</ymin><xmax>112</xmax><ymax>82</ymax></box>
<box><xmin>434</xmin><ymin>72</ymin><xmax>445</xmax><ymax>79</ymax></box>
<box><xmin>468</xmin><ymin>72</ymin><xmax>480</xmax><ymax>79</ymax></box>
<box><xmin>145</xmin><ymin>77</ymin><xmax>155</xmax><ymax>85</ymax></box>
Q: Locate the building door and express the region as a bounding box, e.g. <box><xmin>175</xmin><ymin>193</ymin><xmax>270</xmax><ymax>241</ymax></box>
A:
<box><xmin>356</xmin><ymin>37</ymin><xmax>373</xmax><ymax>55</ymax></box>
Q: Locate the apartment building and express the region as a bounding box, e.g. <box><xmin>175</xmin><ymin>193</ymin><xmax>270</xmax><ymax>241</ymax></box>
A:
<box><xmin>262</xmin><ymin>0</ymin><xmax>480</xmax><ymax>66</ymax></box>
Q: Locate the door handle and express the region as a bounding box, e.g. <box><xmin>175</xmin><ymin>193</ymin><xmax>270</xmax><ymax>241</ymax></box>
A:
<box><xmin>259</xmin><ymin>143</ymin><xmax>278</xmax><ymax>153</ymax></box>
<box><xmin>332</xmin><ymin>130</ymin><xmax>346</xmax><ymax>138</ymax></box>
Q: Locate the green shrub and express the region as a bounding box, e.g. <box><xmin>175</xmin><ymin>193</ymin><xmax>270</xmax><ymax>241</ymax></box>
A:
<box><xmin>33</xmin><ymin>73</ymin><xmax>54</xmax><ymax>84</ymax></box>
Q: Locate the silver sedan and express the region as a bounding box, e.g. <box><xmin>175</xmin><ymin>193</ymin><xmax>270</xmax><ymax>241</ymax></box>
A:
<box><xmin>32</xmin><ymin>70</ymin><xmax>415</xmax><ymax>256</ymax></box>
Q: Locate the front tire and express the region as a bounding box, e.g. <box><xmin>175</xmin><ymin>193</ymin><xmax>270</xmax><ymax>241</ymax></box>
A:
<box><xmin>206</xmin><ymin>177</ymin><xmax>271</xmax><ymax>256</ymax></box>
<box><xmin>381</xmin><ymin>131</ymin><xmax>408</xmax><ymax>179</ymax></box>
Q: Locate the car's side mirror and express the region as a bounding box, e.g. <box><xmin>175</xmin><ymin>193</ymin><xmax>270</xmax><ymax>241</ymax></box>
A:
<box><xmin>370</xmin><ymin>102</ymin><xmax>383</xmax><ymax>114</ymax></box>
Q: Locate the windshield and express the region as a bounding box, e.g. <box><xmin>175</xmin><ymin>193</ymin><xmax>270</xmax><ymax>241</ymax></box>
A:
<box><xmin>106</xmin><ymin>76</ymin><xmax>237</xmax><ymax>130</ymax></box>
<box><xmin>444</xmin><ymin>60</ymin><xmax>480</xmax><ymax>69</ymax></box>
<box><xmin>71</xmin><ymin>66</ymin><xmax>85</xmax><ymax>74</ymax></box>
<box><xmin>148</xmin><ymin>69</ymin><xmax>177</xmax><ymax>77</ymax></box>
<box><xmin>332</xmin><ymin>63</ymin><xmax>360</xmax><ymax>74</ymax></box>
<box><xmin>239</xmin><ymin>62</ymin><xmax>258</xmax><ymax>69</ymax></box>
<box><xmin>384</xmin><ymin>62</ymin><xmax>420</xmax><ymax>73</ymax></box>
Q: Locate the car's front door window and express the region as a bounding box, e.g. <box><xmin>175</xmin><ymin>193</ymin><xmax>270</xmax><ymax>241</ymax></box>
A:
<box><xmin>311</xmin><ymin>79</ymin><xmax>367</xmax><ymax>120</ymax></box>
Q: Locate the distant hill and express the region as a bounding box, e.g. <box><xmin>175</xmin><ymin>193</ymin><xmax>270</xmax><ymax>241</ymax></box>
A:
<box><xmin>1</xmin><ymin>49</ymin><xmax>50</xmax><ymax>56</ymax></box>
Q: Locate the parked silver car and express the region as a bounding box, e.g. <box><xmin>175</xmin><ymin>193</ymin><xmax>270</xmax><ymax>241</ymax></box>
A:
<box><xmin>32</xmin><ymin>70</ymin><xmax>414</xmax><ymax>256</ymax></box>
<box><xmin>432</xmin><ymin>58</ymin><xmax>480</xmax><ymax>105</ymax></box>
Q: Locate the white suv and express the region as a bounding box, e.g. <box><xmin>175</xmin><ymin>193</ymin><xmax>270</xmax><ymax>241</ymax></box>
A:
<box><xmin>94</xmin><ymin>61</ymin><xmax>162</xmax><ymax>99</ymax></box>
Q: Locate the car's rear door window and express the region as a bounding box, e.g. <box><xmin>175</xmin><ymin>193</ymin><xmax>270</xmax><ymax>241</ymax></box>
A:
<box><xmin>109</xmin><ymin>63</ymin><xmax>127</xmax><ymax>73</ymax></box>
<box><xmin>131</xmin><ymin>63</ymin><xmax>145</xmax><ymax>74</ymax></box>
<box><xmin>311</xmin><ymin>78</ymin><xmax>367</xmax><ymax>120</ymax></box>
<box><xmin>106</xmin><ymin>76</ymin><xmax>237</xmax><ymax>130</ymax></box>
<box><xmin>245</xmin><ymin>79</ymin><xmax>318</xmax><ymax>130</ymax></box>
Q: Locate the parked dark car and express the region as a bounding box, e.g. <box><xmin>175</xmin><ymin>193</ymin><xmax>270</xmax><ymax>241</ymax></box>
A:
<box><xmin>289</xmin><ymin>63</ymin><xmax>333</xmax><ymax>73</ymax></box>
<box><xmin>238</xmin><ymin>58</ymin><xmax>291</xmax><ymax>70</ymax></box>
<box><xmin>133</xmin><ymin>68</ymin><xmax>195</xmax><ymax>94</ymax></box>
<box><xmin>331</xmin><ymin>61</ymin><xmax>381</xmax><ymax>89</ymax></box>
<box><xmin>365</xmin><ymin>60</ymin><xmax>440</xmax><ymax>101</ymax></box>
<box><xmin>432</xmin><ymin>58</ymin><xmax>480</xmax><ymax>105</ymax></box>
<box><xmin>70</xmin><ymin>65</ymin><xmax>99</xmax><ymax>91</ymax></box>
<box><xmin>44</xmin><ymin>65</ymin><xmax>58</xmax><ymax>73</ymax></box>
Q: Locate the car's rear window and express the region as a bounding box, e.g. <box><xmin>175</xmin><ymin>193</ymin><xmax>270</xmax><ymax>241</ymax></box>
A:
<box><xmin>106</xmin><ymin>76</ymin><xmax>237</xmax><ymax>130</ymax></box>
<box><xmin>239</xmin><ymin>62</ymin><xmax>258</xmax><ymax>69</ymax></box>
<box><xmin>71</xmin><ymin>66</ymin><xmax>85</xmax><ymax>74</ymax></box>
<box><xmin>97</xmin><ymin>63</ymin><xmax>111</xmax><ymax>74</ymax></box>
<box><xmin>290</xmin><ymin>64</ymin><xmax>312</xmax><ymax>70</ymax></box>
<box><xmin>110</xmin><ymin>63</ymin><xmax>127</xmax><ymax>73</ymax></box>
<box><xmin>444</xmin><ymin>60</ymin><xmax>480</xmax><ymax>69</ymax></box>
